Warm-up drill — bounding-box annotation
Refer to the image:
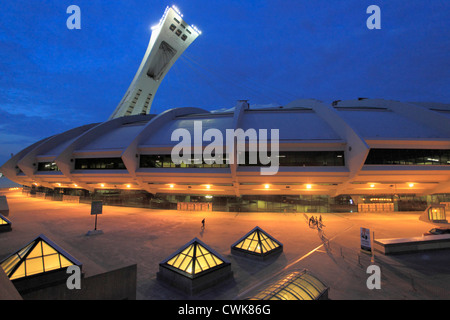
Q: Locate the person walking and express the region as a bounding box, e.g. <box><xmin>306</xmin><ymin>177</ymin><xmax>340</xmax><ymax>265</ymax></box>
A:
<box><xmin>201</xmin><ymin>218</ymin><xmax>205</xmax><ymax>230</ymax></box>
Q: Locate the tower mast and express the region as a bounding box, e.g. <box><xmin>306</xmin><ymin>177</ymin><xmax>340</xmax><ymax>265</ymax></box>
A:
<box><xmin>109</xmin><ymin>6</ymin><xmax>201</xmax><ymax>119</ymax></box>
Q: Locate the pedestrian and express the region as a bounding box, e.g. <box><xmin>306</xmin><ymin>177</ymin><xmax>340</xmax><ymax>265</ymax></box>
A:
<box><xmin>201</xmin><ymin>218</ymin><xmax>205</xmax><ymax>229</ymax></box>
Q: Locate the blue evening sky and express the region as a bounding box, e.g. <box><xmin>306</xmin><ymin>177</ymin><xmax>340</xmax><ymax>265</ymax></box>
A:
<box><xmin>0</xmin><ymin>0</ymin><xmax>449</xmax><ymax>166</ymax></box>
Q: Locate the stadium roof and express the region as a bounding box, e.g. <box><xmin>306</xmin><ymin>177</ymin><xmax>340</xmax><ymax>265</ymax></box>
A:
<box><xmin>1</xmin><ymin>98</ymin><xmax>449</xmax><ymax>197</ymax></box>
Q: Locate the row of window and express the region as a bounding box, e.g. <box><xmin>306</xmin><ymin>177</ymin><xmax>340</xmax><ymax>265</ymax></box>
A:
<box><xmin>364</xmin><ymin>149</ymin><xmax>450</xmax><ymax>166</ymax></box>
<box><xmin>34</xmin><ymin>149</ymin><xmax>450</xmax><ymax>172</ymax></box>
<box><xmin>74</xmin><ymin>158</ymin><xmax>126</xmax><ymax>170</ymax></box>
<box><xmin>139</xmin><ymin>151</ymin><xmax>345</xmax><ymax>168</ymax></box>
<box><xmin>240</xmin><ymin>151</ymin><xmax>345</xmax><ymax>167</ymax></box>
<box><xmin>140</xmin><ymin>155</ymin><xmax>230</xmax><ymax>168</ymax></box>
<box><xmin>169</xmin><ymin>16</ymin><xmax>189</xmax><ymax>41</ymax></box>
<box><xmin>37</xmin><ymin>162</ymin><xmax>60</xmax><ymax>172</ymax></box>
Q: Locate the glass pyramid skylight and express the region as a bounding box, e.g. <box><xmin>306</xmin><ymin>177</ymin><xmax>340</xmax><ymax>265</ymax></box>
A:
<box><xmin>0</xmin><ymin>214</ymin><xmax>11</xmax><ymax>226</ymax></box>
<box><xmin>231</xmin><ymin>226</ymin><xmax>283</xmax><ymax>257</ymax></box>
<box><xmin>0</xmin><ymin>234</ymin><xmax>81</xmax><ymax>281</ymax></box>
<box><xmin>162</xmin><ymin>237</ymin><xmax>228</xmax><ymax>278</ymax></box>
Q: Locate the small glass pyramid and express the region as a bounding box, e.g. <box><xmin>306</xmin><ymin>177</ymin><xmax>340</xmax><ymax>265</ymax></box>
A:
<box><xmin>161</xmin><ymin>237</ymin><xmax>229</xmax><ymax>278</ymax></box>
<box><xmin>231</xmin><ymin>226</ymin><xmax>283</xmax><ymax>258</ymax></box>
<box><xmin>0</xmin><ymin>234</ymin><xmax>81</xmax><ymax>281</ymax></box>
<box><xmin>0</xmin><ymin>214</ymin><xmax>11</xmax><ymax>226</ymax></box>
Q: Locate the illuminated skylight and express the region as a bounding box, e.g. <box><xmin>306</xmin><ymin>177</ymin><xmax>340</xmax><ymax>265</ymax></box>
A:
<box><xmin>231</xmin><ymin>226</ymin><xmax>283</xmax><ymax>258</ymax></box>
<box><xmin>0</xmin><ymin>234</ymin><xmax>81</xmax><ymax>281</ymax></box>
<box><xmin>161</xmin><ymin>237</ymin><xmax>228</xmax><ymax>279</ymax></box>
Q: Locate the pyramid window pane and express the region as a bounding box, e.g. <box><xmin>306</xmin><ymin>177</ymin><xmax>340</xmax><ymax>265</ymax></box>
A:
<box><xmin>43</xmin><ymin>254</ymin><xmax>61</xmax><ymax>271</ymax></box>
<box><xmin>197</xmin><ymin>244</ymin><xmax>209</xmax><ymax>256</ymax></box>
<box><xmin>179</xmin><ymin>256</ymin><xmax>192</xmax><ymax>271</ymax></box>
<box><xmin>182</xmin><ymin>244</ymin><xmax>194</xmax><ymax>257</ymax></box>
<box><xmin>239</xmin><ymin>239</ymin><xmax>251</xmax><ymax>250</ymax></box>
<box><xmin>18</xmin><ymin>243</ymin><xmax>34</xmax><ymax>259</ymax></box>
<box><xmin>173</xmin><ymin>254</ymin><xmax>187</xmax><ymax>268</ymax></box>
<box><xmin>269</xmin><ymin>239</ymin><xmax>280</xmax><ymax>248</ymax></box>
<box><xmin>1</xmin><ymin>254</ymin><xmax>20</xmax><ymax>276</ymax></box>
<box><xmin>204</xmin><ymin>253</ymin><xmax>216</xmax><ymax>267</ymax></box>
<box><xmin>194</xmin><ymin>261</ymin><xmax>203</xmax><ymax>274</ymax></box>
<box><xmin>197</xmin><ymin>244</ymin><xmax>210</xmax><ymax>256</ymax></box>
<box><xmin>28</xmin><ymin>242</ymin><xmax>43</xmax><ymax>259</ymax></box>
<box><xmin>167</xmin><ymin>256</ymin><xmax>178</xmax><ymax>267</ymax></box>
<box><xmin>42</xmin><ymin>242</ymin><xmax>58</xmax><ymax>256</ymax></box>
<box><xmin>10</xmin><ymin>263</ymin><xmax>25</xmax><ymax>280</ymax></box>
<box><xmin>185</xmin><ymin>261</ymin><xmax>193</xmax><ymax>274</ymax></box>
<box><xmin>25</xmin><ymin>257</ymin><xmax>44</xmax><ymax>276</ymax></box>
<box><xmin>196</xmin><ymin>255</ymin><xmax>208</xmax><ymax>271</ymax></box>
<box><xmin>60</xmin><ymin>255</ymin><xmax>74</xmax><ymax>268</ymax></box>
<box><xmin>211</xmin><ymin>255</ymin><xmax>223</xmax><ymax>265</ymax></box>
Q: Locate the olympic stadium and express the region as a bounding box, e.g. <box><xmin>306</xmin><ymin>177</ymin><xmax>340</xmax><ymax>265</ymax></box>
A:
<box><xmin>1</xmin><ymin>6</ymin><xmax>450</xmax><ymax>214</ymax></box>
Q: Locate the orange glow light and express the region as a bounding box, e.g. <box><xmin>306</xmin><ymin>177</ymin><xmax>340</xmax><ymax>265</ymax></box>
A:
<box><xmin>264</xmin><ymin>184</ymin><xmax>270</xmax><ymax>189</ymax></box>
<box><xmin>408</xmin><ymin>183</ymin><xmax>414</xmax><ymax>188</ymax></box>
<box><xmin>306</xmin><ymin>184</ymin><xmax>312</xmax><ymax>189</ymax></box>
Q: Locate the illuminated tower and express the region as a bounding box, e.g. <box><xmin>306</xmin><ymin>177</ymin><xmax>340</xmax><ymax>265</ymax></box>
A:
<box><xmin>109</xmin><ymin>6</ymin><xmax>201</xmax><ymax>119</ymax></box>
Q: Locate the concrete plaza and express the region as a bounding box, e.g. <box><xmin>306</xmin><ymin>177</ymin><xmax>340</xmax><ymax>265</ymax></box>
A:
<box><xmin>0</xmin><ymin>189</ymin><xmax>449</xmax><ymax>300</ymax></box>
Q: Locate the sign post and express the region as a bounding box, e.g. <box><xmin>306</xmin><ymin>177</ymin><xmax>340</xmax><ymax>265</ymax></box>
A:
<box><xmin>86</xmin><ymin>200</ymin><xmax>103</xmax><ymax>236</ymax></box>
<box><xmin>360</xmin><ymin>227</ymin><xmax>371</xmax><ymax>253</ymax></box>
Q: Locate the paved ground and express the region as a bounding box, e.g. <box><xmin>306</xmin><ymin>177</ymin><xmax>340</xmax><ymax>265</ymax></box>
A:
<box><xmin>1</xmin><ymin>189</ymin><xmax>449</xmax><ymax>300</ymax></box>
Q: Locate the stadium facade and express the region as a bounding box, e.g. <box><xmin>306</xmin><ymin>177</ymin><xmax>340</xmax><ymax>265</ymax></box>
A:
<box><xmin>1</xmin><ymin>6</ymin><xmax>450</xmax><ymax>213</ymax></box>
